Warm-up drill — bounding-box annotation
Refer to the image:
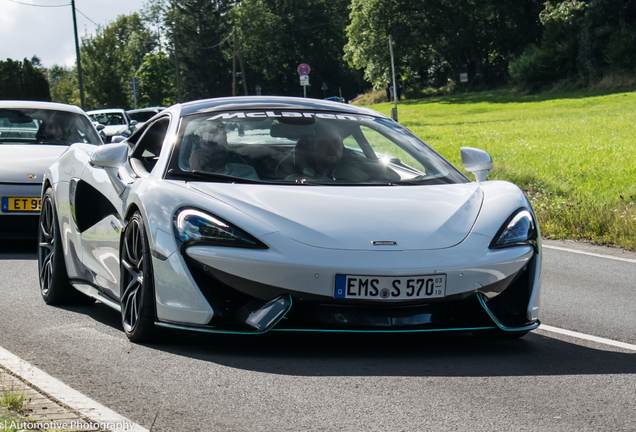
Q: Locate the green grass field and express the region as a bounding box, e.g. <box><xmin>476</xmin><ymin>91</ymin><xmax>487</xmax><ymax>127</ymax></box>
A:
<box><xmin>367</xmin><ymin>90</ymin><xmax>636</xmax><ymax>250</ymax></box>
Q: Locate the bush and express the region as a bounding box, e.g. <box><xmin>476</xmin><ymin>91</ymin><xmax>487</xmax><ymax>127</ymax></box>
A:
<box><xmin>508</xmin><ymin>45</ymin><xmax>547</xmax><ymax>91</ymax></box>
<box><xmin>354</xmin><ymin>89</ymin><xmax>389</xmax><ymax>106</ymax></box>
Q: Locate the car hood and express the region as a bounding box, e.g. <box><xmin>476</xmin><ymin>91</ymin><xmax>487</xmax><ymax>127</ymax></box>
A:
<box><xmin>0</xmin><ymin>144</ymin><xmax>68</xmax><ymax>183</ymax></box>
<box><xmin>189</xmin><ymin>183</ymin><xmax>484</xmax><ymax>251</ymax></box>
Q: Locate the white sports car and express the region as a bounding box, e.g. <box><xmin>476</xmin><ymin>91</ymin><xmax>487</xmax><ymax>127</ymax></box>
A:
<box><xmin>39</xmin><ymin>97</ymin><xmax>541</xmax><ymax>342</ymax></box>
<box><xmin>0</xmin><ymin>101</ymin><xmax>102</xmax><ymax>239</ymax></box>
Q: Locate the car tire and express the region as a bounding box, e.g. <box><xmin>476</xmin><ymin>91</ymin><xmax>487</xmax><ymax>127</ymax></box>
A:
<box><xmin>120</xmin><ymin>211</ymin><xmax>156</xmax><ymax>342</ymax></box>
<box><xmin>38</xmin><ymin>188</ymin><xmax>94</xmax><ymax>306</ymax></box>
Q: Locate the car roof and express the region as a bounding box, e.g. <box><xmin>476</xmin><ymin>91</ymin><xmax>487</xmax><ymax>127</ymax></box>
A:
<box><xmin>127</xmin><ymin>107</ymin><xmax>165</xmax><ymax>114</ymax></box>
<box><xmin>0</xmin><ymin>100</ymin><xmax>85</xmax><ymax>114</ymax></box>
<box><xmin>177</xmin><ymin>96</ymin><xmax>388</xmax><ymax>118</ymax></box>
<box><xmin>87</xmin><ymin>108</ymin><xmax>127</xmax><ymax>115</ymax></box>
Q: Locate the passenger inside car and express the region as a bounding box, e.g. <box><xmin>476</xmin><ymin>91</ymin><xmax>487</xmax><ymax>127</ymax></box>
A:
<box><xmin>183</xmin><ymin>120</ymin><xmax>259</xmax><ymax>180</ymax></box>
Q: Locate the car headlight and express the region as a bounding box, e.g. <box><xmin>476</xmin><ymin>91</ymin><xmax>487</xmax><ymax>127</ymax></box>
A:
<box><xmin>490</xmin><ymin>209</ymin><xmax>537</xmax><ymax>249</ymax></box>
<box><xmin>174</xmin><ymin>208</ymin><xmax>267</xmax><ymax>249</ymax></box>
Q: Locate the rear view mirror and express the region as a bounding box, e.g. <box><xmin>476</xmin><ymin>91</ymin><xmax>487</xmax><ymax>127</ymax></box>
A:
<box><xmin>461</xmin><ymin>147</ymin><xmax>493</xmax><ymax>182</ymax></box>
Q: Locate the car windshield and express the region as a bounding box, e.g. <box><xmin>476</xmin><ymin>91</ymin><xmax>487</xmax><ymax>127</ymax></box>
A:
<box><xmin>0</xmin><ymin>108</ymin><xmax>101</xmax><ymax>145</ymax></box>
<box><xmin>89</xmin><ymin>112</ymin><xmax>127</xmax><ymax>126</ymax></box>
<box><xmin>166</xmin><ymin>110</ymin><xmax>468</xmax><ymax>185</ymax></box>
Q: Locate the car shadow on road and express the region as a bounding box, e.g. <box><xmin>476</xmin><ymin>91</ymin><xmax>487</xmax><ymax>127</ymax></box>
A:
<box><xmin>138</xmin><ymin>328</ymin><xmax>636</xmax><ymax>378</ymax></box>
<box><xmin>0</xmin><ymin>239</ymin><xmax>38</xmax><ymax>259</ymax></box>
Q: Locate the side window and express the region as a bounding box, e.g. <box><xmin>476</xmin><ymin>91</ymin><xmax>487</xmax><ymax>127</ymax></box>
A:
<box><xmin>132</xmin><ymin>118</ymin><xmax>170</xmax><ymax>173</ymax></box>
<box><xmin>359</xmin><ymin>126</ymin><xmax>427</xmax><ymax>176</ymax></box>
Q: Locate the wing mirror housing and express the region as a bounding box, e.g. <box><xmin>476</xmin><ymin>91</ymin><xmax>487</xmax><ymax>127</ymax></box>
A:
<box><xmin>461</xmin><ymin>147</ymin><xmax>493</xmax><ymax>182</ymax></box>
<box><xmin>90</xmin><ymin>143</ymin><xmax>129</xmax><ymax>195</ymax></box>
<box><xmin>111</xmin><ymin>135</ymin><xmax>127</xmax><ymax>144</ymax></box>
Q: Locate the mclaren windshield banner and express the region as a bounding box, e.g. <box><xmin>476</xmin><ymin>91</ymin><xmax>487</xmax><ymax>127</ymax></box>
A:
<box><xmin>207</xmin><ymin>111</ymin><xmax>376</xmax><ymax>121</ymax></box>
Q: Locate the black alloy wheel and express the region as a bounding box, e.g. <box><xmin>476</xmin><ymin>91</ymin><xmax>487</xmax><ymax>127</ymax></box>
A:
<box><xmin>38</xmin><ymin>188</ymin><xmax>93</xmax><ymax>305</ymax></box>
<box><xmin>120</xmin><ymin>211</ymin><xmax>155</xmax><ymax>342</ymax></box>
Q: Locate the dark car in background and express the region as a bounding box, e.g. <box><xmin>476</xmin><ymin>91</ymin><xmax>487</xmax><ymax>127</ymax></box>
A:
<box><xmin>127</xmin><ymin>107</ymin><xmax>166</xmax><ymax>128</ymax></box>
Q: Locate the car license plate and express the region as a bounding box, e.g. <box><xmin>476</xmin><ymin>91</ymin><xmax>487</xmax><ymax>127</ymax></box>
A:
<box><xmin>1</xmin><ymin>197</ymin><xmax>41</xmax><ymax>212</ymax></box>
<box><xmin>334</xmin><ymin>274</ymin><xmax>446</xmax><ymax>300</ymax></box>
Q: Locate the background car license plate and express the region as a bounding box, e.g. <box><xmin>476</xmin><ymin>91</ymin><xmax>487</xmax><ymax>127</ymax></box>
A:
<box><xmin>1</xmin><ymin>197</ymin><xmax>41</xmax><ymax>212</ymax></box>
<box><xmin>334</xmin><ymin>274</ymin><xmax>446</xmax><ymax>300</ymax></box>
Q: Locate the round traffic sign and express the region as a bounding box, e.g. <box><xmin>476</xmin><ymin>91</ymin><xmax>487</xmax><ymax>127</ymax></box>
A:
<box><xmin>297</xmin><ymin>63</ymin><xmax>311</xmax><ymax>75</ymax></box>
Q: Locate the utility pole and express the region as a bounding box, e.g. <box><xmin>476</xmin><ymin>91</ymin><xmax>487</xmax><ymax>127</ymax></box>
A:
<box><xmin>389</xmin><ymin>35</ymin><xmax>398</xmax><ymax>122</ymax></box>
<box><xmin>71</xmin><ymin>0</ymin><xmax>85</xmax><ymax>109</ymax></box>
<box><xmin>232</xmin><ymin>30</ymin><xmax>237</xmax><ymax>96</ymax></box>
<box><xmin>236</xmin><ymin>30</ymin><xmax>248</xmax><ymax>96</ymax></box>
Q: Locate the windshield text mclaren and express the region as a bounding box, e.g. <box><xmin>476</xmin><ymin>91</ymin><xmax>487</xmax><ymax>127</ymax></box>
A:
<box><xmin>207</xmin><ymin>112</ymin><xmax>375</xmax><ymax>121</ymax></box>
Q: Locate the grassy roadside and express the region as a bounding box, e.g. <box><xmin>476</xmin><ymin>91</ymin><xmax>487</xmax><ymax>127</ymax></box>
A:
<box><xmin>0</xmin><ymin>371</ymin><xmax>30</xmax><ymax>432</ymax></box>
<box><xmin>367</xmin><ymin>90</ymin><xmax>636</xmax><ymax>250</ymax></box>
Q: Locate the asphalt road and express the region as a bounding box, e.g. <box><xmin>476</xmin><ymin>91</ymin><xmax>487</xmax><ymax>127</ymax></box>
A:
<box><xmin>0</xmin><ymin>238</ymin><xmax>634</xmax><ymax>432</ymax></box>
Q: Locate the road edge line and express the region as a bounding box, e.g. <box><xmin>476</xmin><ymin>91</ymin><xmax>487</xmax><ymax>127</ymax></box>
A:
<box><xmin>538</xmin><ymin>324</ymin><xmax>636</xmax><ymax>352</ymax></box>
<box><xmin>0</xmin><ymin>344</ymin><xmax>148</xmax><ymax>432</ymax></box>
<box><xmin>543</xmin><ymin>244</ymin><xmax>636</xmax><ymax>264</ymax></box>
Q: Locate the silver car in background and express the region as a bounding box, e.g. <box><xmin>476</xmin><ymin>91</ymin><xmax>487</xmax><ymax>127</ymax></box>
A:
<box><xmin>0</xmin><ymin>101</ymin><xmax>102</xmax><ymax>238</ymax></box>
<box><xmin>87</xmin><ymin>108</ymin><xmax>138</xmax><ymax>143</ymax></box>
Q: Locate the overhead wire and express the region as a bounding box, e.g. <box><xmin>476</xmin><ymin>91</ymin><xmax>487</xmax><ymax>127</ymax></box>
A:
<box><xmin>6</xmin><ymin>0</ymin><xmax>100</xmax><ymax>28</ymax></box>
<box><xmin>199</xmin><ymin>31</ymin><xmax>234</xmax><ymax>50</ymax></box>
<box><xmin>6</xmin><ymin>0</ymin><xmax>69</xmax><ymax>7</ymax></box>
<box><xmin>75</xmin><ymin>7</ymin><xmax>99</xmax><ymax>26</ymax></box>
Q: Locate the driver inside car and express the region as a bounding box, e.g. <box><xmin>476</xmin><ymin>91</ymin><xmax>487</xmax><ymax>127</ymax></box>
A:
<box><xmin>306</xmin><ymin>130</ymin><xmax>400</xmax><ymax>182</ymax></box>
<box><xmin>36</xmin><ymin>118</ymin><xmax>66</xmax><ymax>144</ymax></box>
<box><xmin>187</xmin><ymin>120</ymin><xmax>259</xmax><ymax>180</ymax></box>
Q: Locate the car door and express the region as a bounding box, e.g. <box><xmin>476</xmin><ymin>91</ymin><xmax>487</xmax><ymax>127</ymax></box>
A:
<box><xmin>77</xmin><ymin>116</ymin><xmax>171</xmax><ymax>299</ymax></box>
<box><xmin>76</xmin><ymin>150</ymin><xmax>129</xmax><ymax>299</ymax></box>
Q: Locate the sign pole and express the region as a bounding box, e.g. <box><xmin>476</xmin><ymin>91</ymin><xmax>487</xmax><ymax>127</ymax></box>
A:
<box><xmin>389</xmin><ymin>35</ymin><xmax>398</xmax><ymax>122</ymax></box>
<box><xmin>298</xmin><ymin>63</ymin><xmax>311</xmax><ymax>98</ymax></box>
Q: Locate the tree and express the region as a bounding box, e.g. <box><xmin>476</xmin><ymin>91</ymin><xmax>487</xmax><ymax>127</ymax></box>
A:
<box><xmin>81</xmin><ymin>13</ymin><xmax>159</xmax><ymax>109</ymax></box>
<box><xmin>345</xmin><ymin>0</ymin><xmax>544</xmax><ymax>89</ymax></box>
<box><xmin>0</xmin><ymin>57</ymin><xmax>51</xmax><ymax>101</ymax></box>
<box><xmin>231</xmin><ymin>0</ymin><xmax>362</xmax><ymax>99</ymax></box>
<box><xmin>48</xmin><ymin>65</ymin><xmax>80</xmax><ymax>105</ymax></box>
<box><xmin>137</xmin><ymin>51</ymin><xmax>175</xmax><ymax>106</ymax></box>
<box><xmin>163</xmin><ymin>0</ymin><xmax>237</xmax><ymax>101</ymax></box>
<box><xmin>509</xmin><ymin>0</ymin><xmax>636</xmax><ymax>90</ymax></box>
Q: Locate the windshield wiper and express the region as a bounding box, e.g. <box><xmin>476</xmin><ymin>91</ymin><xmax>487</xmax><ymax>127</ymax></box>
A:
<box><xmin>167</xmin><ymin>169</ymin><xmax>262</xmax><ymax>184</ymax></box>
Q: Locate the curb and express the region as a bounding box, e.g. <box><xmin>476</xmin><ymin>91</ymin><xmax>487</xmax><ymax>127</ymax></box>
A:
<box><xmin>0</xmin><ymin>346</ymin><xmax>147</xmax><ymax>432</ymax></box>
<box><xmin>1</xmin><ymin>368</ymin><xmax>102</xmax><ymax>431</ymax></box>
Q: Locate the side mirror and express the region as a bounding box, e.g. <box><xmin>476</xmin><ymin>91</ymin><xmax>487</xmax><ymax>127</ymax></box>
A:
<box><xmin>130</xmin><ymin>120</ymin><xmax>139</xmax><ymax>126</ymax></box>
<box><xmin>90</xmin><ymin>142</ymin><xmax>128</xmax><ymax>168</ymax></box>
<box><xmin>90</xmin><ymin>143</ymin><xmax>129</xmax><ymax>195</ymax></box>
<box><xmin>461</xmin><ymin>147</ymin><xmax>493</xmax><ymax>182</ymax></box>
<box><xmin>95</xmin><ymin>124</ymin><xmax>105</xmax><ymax>131</ymax></box>
<box><xmin>111</xmin><ymin>135</ymin><xmax>127</xmax><ymax>144</ymax></box>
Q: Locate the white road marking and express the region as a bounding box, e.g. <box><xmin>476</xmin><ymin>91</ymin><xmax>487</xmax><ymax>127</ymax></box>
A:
<box><xmin>543</xmin><ymin>244</ymin><xmax>636</xmax><ymax>264</ymax></box>
<box><xmin>0</xmin><ymin>345</ymin><xmax>148</xmax><ymax>432</ymax></box>
<box><xmin>538</xmin><ymin>324</ymin><xmax>636</xmax><ymax>352</ymax></box>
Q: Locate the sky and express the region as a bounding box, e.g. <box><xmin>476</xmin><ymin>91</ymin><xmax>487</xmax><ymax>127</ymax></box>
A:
<box><xmin>0</xmin><ymin>0</ymin><xmax>147</xmax><ymax>68</ymax></box>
